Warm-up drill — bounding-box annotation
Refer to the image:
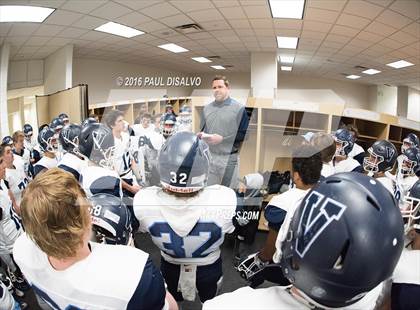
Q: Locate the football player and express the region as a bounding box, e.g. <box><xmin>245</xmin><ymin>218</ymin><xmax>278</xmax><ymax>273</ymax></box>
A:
<box><xmin>397</xmin><ymin>133</ymin><xmax>419</xmax><ymax>176</ymax></box>
<box><xmin>11</xmin><ymin>131</ymin><xmax>30</xmax><ymax>176</ymax></box>
<box><xmin>13</xmin><ymin>168</ymin><xmax>178</xmax><ymax>310</ymax></box>
<box><xmin>161</xmin><ymin>113</ymin><xmax>178</xmax><ymax>139</ymax></box>
<box><xmin>132</xmin><ymin>113</ymin><xmax>155</xmax><ymax>137</ymax></box>
<box><xmin>50</xmin><ymin>117</ymin><xmax>65</xmax><ymax>161</ymax></box>
<box><xmin>133</xmin><ymin>132</ymin><xmax>237</xmax><ymax>303</ymax></box>
<box><xmin>237</xmin><ymin>145</ymin><xmax>322</xmax><ymax>286</ymax></box>
<box><xmin>333</xmin><ymin>128</ymin><xmax>364</xmax><ymax>173</ymax></box>
<box><xmin>1</xmin><ymin>136</ymin><xmax>12</xmax><ymax>147</ymax></box>
<box><xmin>57</xmin><ymin>124</ymin><xmax>86</xmax><ymax>180</ymax></box>
<box><xmin>392</xmin><ymin>180</ymin><xmax>420</xmax><ymax>309</ymax></box>
<box><xmin>177</xmin><ymin>105</ymin><xmax>192</xmax><ymax>132</ymax></box>
<box><xmin>346</xmin><ymin>124</ymin><xmax>366</xmax><ymax>166</ymax></box>
<box><xmin>33</xmin><ymin>128</ymin><xmax>58</xmax><ymax>178</ymax></box>
<box><xmin>363</xmin><ymin>140</ymin><xmax>398</xmax><ymax>193</ymax></box>
<box><xmin>393</xmin><ymin>147</ymin><xmax>420</xmax><ymax>207</ymax></box>
<box><xmin>58</xmin><ymin>113</ymin><xmax>70</xmax><ymax>126</ymax></box>
<box><xmin>310</xmin><ymin>132</ymin><xmax>335</xmax><ymax>178</ymax></box>
<box><xmin>81</xmin><ymin>117</ymin><xmax>97</xmax><ymax>128</ymax></box>
<box><xmin>78</xmin><ymin>123</ymin><xmax>123</xmax><ymax>200</ymax></box>
<box><xmin>204</xmin><ymin>173</ymin><xmax>404</xmax><ymax>310</ymax></box>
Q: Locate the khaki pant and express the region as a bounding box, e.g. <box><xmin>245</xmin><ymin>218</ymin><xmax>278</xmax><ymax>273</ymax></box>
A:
<box><xmin>208</xmin><ymin>153</ymin><xmax>240</xmax><ymax>189</ymax></box>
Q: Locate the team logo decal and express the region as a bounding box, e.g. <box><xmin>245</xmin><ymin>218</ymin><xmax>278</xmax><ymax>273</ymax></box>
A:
<box><xmin>386</xmin><ymin>147</ymin><xmax>395</xmax><ymax>162</ymax></box>
<box><xmin>296</xmin><ymin>191</ymin><xmax>347</xmax><ymax>258</ymax></box>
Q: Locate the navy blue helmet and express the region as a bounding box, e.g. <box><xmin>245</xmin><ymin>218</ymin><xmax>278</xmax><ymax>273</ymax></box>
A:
<box><xmin>38</xmin><ymin>128</ymin><xmax>57</xmax><ymax>152</ymax></box>
<box><xmin>159</xmin><ymin>131</ymin><xmax>210</xmax><ymax>193</ymax></box>
<box><xmin>402</xmin><ymin>133</ymin><xmax>419</xmax><ymax>153</ymax></box>
<box><xmin>281</xmin><ymin>172</ymin><xmax>404</xmax><ymax>308</ymax></box>
<box><xmin>402</xmin><ymin>180</ymin><xmax>420</xmax><ymax>232</ymax></box>
<box><xmin>2</xmin><ymin>136</ymin><xmax>13</xmax><ymax>146</ymax></box>
<box><xmin>23</xmin><ymin>124</ymin><xmax>33</xmax><ymax>137</ymax></box>
<box><xmin>89</xmin><ymin>193</ymin><xmax>132</xmax><ymax>245</ymax></box>
<box><xmin>160</xmin><ymin>113</ymin><xmax>178</xmax><ymax>138</ymax></box>
<box><xmin>78</xmin><ymin>123</ymin><xmax>115</xmax><ymax>169</ymax></box>
<box><xmin>59</xmin><ymin>124</ymin><xmax>82</xmax><ymax>153</ymax></box>
<box><xmin>58</xmin><ymin>113</ymin><xmax>69</xmax><ymax>123</ymax></box>
<box><xmin>333</xmin><ymin>128</ymin><xmax>354</xmax><ymax>156</ymax></box>
<box><xmin>363</xmin><ymin>140</ymin><xmax>397</xmax><ymax>173</ymax></box>
<box><xmin>81</xmin><ymin>117</ymin><xmax>98</xmax><ymax>128</ymax></box>
<box><xmin>400</xmin><ymin>147</ymin><xmax>420</xmax><ymax>176</ymax></box>
<box><xmin>50</xmin><ymin>117</ymin><xmax>64</xmax><ymax>132</ymax></box>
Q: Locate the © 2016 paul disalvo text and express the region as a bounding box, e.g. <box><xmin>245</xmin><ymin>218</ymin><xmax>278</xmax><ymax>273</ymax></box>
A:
<box><xmin>117</xmin><ymin>76</ymin><xmax>202</xmax><ymax>87</ymax></box>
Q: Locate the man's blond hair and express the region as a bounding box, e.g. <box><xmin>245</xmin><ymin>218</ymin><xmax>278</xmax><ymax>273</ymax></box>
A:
<box><xmin>21</xmin><ymin>168</ymin><xmax>91</xmax><ymax>259</ymax></box>
<box><xmin>12</xmin><ymin>130</ymin><xmax>24</xmax><ymax>143</ymax></box>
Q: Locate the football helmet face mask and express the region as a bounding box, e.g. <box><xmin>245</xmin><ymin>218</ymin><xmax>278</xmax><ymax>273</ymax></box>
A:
<box><xmin>159</xmin><ymin>131</ymin><xmax>210</xmax><ymax>193</ymax></box>
<box><xmin>50</xmin><ymin>117</ymin><xmax>64</xmax><ymax>133</ymax></box>
<box><xmin>78</xmin><ymin>124</ymin><xmax>115</xmax><ymax>169</ymax></box>
<box><xmin>401</xmin><ymin>133</ymin><xmax>419</xmax><ymax>153</ymax></box>
<box><xmin>23</xmin><ymin>124</ymin><xmax>33</xmax><ymax>139</ymax></box>
<box><xmin>89</xmin><ymin>193</ymin><xmax>132</xmax><ymax>245</ymax></box>
<box><xmin>363</xmin><ymin>140</ymin><xmax>397</xmax><ymax>173</ymax></box>
<box><xmin>281</xmin><ymin>172</ymin><xmax>404</xmax><ymax>308</ymax></box>
<box><xmin>333</xmin><ymin>129</ymin><xmax>354</xmax><ymax>157</ymax></box>
<box><xmin>401</xmin><ymin>180</ymin><xmax>420</xmax><ymax>232</ymax></box>
<box><xmin>59</xmin><ymin>124</ymin><xmax>82</xmax><ymax>154</ymax></box>
<box><xmin>161</xmin><ymin>113</ymin><xmax>177</xmax><ymax>138</ymax></box>
<box><xmin>236</xmin><ymin>252</ymin><xmax>268</xmax><ymax>281</ymax></box>
<box><xmin>400</xmin><ymin>147</ymin><xmax>420</xmax><ymax>176</ymax></box>
<box><xmin>38</xmin><ymin>128</ymin><xmax>58</xmax><ymax>153</ymax></box>
<box><xmin>58</xmin><ymin>113</ymin><xmax>70</xmax><ymax>125</ymax></box>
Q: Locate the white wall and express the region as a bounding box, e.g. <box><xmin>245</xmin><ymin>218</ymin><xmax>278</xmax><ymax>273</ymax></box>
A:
<box><xmin>8</xmin><ymin>59</ymin><xmax>43</xmax><ymax>90</ymax></box>
<box><xmin>376</xmin><ymin>85</ymin><xmax>398</xmax><ymax>115</ymax></box>
<box><xmin>408</xmin><ymin>87</ymin><xmax>420</xmax><ymax>122</ymax></box>
<box><xmin>44</xmin><ymin>44</ymin><xmax>73</xmax><ymax>94</ymax></box>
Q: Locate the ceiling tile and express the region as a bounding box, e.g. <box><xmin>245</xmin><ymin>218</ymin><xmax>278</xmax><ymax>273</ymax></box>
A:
<box><xmin>249</xmin><ymin>19</ymin><xmax>273</xmax><ymax>29</ymax></box>
<box><xmin>301</xmin><ymin>30</ymin><xmax>328</xmax><ymax>39</ymax></box>
<box><xmin>303</xmin><ymin>21</ymin><xmax>333</xmax><ymax>32</ymax></box>
<box><xmin>376</xmin><ymin>9</ymin><xmax>413</xmax><ymax>29</ymax></box>
<box><xmin>136</xmin><ymin>21</ymin><xmax>167</xmax><ymax>32</ymax></box>
<box><xmin>401</xmin><ymin>22</ymin><xmax>420</xmax><ymax>38</ymax></box>
<box><xmin>325</xmin><ymin>33</ymin><xmax>352</xmax><ymax>43</ymax></box>
<box><xmin>115</xmin><ymin>12</ymin><xmax>152</xmax><ymax>27</ymax></box>
<box><xmin>380</xmin><ymin>38</ymin><xmax>406</xmax><ymax>49</ymax></box>
<box><xmin>24</xmin><ymin>36</ymin><xmax>51</xmax><ymax>45</ymax></box>
<box><xmin>169</xmin><ymin>0</ymin><xmax>214</xmax><ymax>12</ymax></box>
<box><xmin>355</xmin><ymin>31</ymin><xmax>384</xmax><ymax>43</ymax></box>
<box><xmin>188</xmin><ymin>9</ymin><xmax>225</xmax><ymax>22</ymax></box>
<box><xmin>0</xmin><ymin>24</ymin><xmax>11</xmax><ymax>36</ymax></box>
<box><xmin>57</xmin><ymin>27</ymin><xmax>89</xmax><ymax>39</ymax></box>
<box><xmin>389</xmin><ymin>0</ymin><xmax>420</xmax><ymax>21</ymax></box>
<box><xmin>228</xmin><ymin>19</ymin><xmax>251</xmax><ymax>29</ymax></box>
<box><xmin>242</xmin><ymin>6</ymin><xmax>271</xmax><ymax>19</ymax></box>
<box><xmin>308</xmin><ymin>0</ymin><xmax>347</xmax><ymax>12</ymax></box>
<box><xmin>45</xmin><ymin>37</ymin><xmax>73</xmax><ymax>46</ymax></box>
<box><xmin>113</xmin><ymin>1</ymin><xmax>164</xmax><ymax>10</ymax></box>
<box><xmin>343</xmin><ymin>0</ymin><xmax>384</xmax><ymax>19</ymax></box>
<box><xmin>329</xmin><ymin>25</ymin><xmax>361</xmax><ymax>37</ymax></box>
<box><xmin>200</xmin><ymin>20</ymin><xmax>231</xmax><ymax>30</ymax></box>
<box><xmin>72</xmin><ymin>15</ymin><xmax>106</xmax><ymax>30</ymax></box>
<box><xmin>274</xmin><ymin>29</ymin><xmax>301</xmax><ymax>37</ymax></box>
<box><xmin>44</xmin><ymin>9</ymin><xmax>83</xmax><ymax>26</ymax></box>
<box><xmin>160</xmin><ymin>14</ymin><xmax>194</xmax><ymax>27</ymax></box>
<box><xmin>364</xmin><ymin>21</ymin><xmax>397</xmax><ymax>36</ymax></box>
<box><xmin>273</xmin><ymin>19</ymin><xmax>303</xmax><ymax>30</ymax></box>
<box><xmin>60</xmin><ymin>1</ymin><xmax>107</xmax><ymax>14</ymax></box>
<box><xmin>78</xmin><ymin>31</ymin><xmax>107</xmax><ymax>41</ymax></box>
<box><xmin>90</xmin><ymin>2</ymin><xmax>133</xmax><ymax>20</ymax></box>
<box><xmin>141</xmin><ymin>2</ymin><xmax>181</xmax><ymax>19</ymax></box>
<box><xmin>365</xmin><ymin>0</ymin><xmax>394</xmax><ymax>8</ymax></box>
<box><xmin>389</xmin><ymin>30</ymin><xmax>418</xmax><ymax>45</ymax></box>
<box><xmin>29</xmin><ymin>0</ymin><xmax>65</xmax><ymax>8</ymax></box>
<box><xmin>8</xmin><ymin>24</ymin><xmax>39</xmax><ymax>36</ymax></box>
<box><xmin>253</xmin><ymin>28</ymin><xmax>274</xmax><ymax>35</ymax></box>
<box><xmin>219</xmin><ymin>6</ymin><xmax>247</xmax><ymax>19</ymax></box>
<box><xmin>336</xmin><ymin>13</ymin><xmax>371</xmax><ymax>29</ymax></box>
<box><xmin>305</xmin><ymin>7</ymin><xmax>340</xmax><ymax>23</ymax></box>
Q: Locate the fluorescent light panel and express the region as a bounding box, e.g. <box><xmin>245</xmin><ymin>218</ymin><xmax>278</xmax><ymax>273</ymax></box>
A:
<box><xmin>281</xmin><ymin>66</ymin><xmax>292</xmax><ymax>71</ymax></box>
<box><xmin>158</xmin><ymin>43</ymin><xmax>188</xmax><ymax>53</ymax></box>
<box><xmin>346</xmin><ymin>75</ymin><xmax>360</xmax><ymax>79</ymax></box>
<box><xmin>362</xmin><ymin>69</ymin><xmax>381</xmax><ymax>75</ymax></box>
<box><xmin>95</xmin><ymin>22</ymin><xmax>144</xmax><ymax>38</ymax></box>
<box><xmin>386</xmin><ymin>60</ymin><xmax>414</xmax><ymax>69</ymax></box>
<box><xmin>192</xmin><ymin>57</ymin><xmax>212</xmax><ymax>63</ymax></box>
<box><xmin>279</xmin><ymin>55</ymin><xmax>294</xmax><ymax>64</ymax></box>
<box><xmin>0</xmin><ymin>5</ymin><xmax>55</xmax><ymax>22</ymax></box>
<box><xmin>277</xmin><ymin>36</ymin><xmax>299</xmax><ymax>49</ymax></box>
<box><xmin>269</xmin><ymin>0</ymin><xmax>305</xmax><ymax>19</ymax></box>
<box><xmin>211</xmin><ymin>65</ymin><xmax>225</xmax><ymax>70</ymax></box>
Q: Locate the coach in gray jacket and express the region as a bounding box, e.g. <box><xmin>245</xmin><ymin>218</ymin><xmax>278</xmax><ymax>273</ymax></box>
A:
<box><xmin>199</xmin><ymin>75</ymin><xmax>249</xmax><ymax>189</ymax></box>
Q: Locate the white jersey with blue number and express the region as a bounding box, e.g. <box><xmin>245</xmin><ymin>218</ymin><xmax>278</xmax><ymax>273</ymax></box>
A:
<box><xmin>13</xmin><ymin>233</ymin><xmax>156</xmax><ymax>310</ymax></box>
<box><xmin>394</xmin><ymin>175</ymin><xmax>418</xmax><ymax>206</ymax></box>
<box><xmin>0</xmin><ymin>280</ymin><xmax>16</xmax><ymax>310</ymax></box>
<box><xmin>5</xmin><ymin>166</ymin><xmax>29</xmax><ymax>205</ymax></box>
<box><xmin>0</xmin><ymin>180</ymin><xmax>22</xmax><ymax>255</ymax></box>
<box><xmin>129</xmin><ymin>135</ymin><xmax>145</xmax><ymax>182</ymax></box>
<box><xmin>13</xmin><ymin>148</ymin><xmax>31</xmax><ymax>176</ymax></box>
<box><xmin>133</xmin><ymin>185</ymin><xmax>236</xmax><ymax>265</ymax></box>
<box><xmin>333</xmin><ymin>157</ymin><xmax>361</xmax><ymax>173</ymax></box>
<box><xmin>33</xmin><ymin>156</ymin><xmax>57</xmax><ymax>177</ymax></box>
<box><xmin>80</xmin><ymin>165</ymin><xmax>123</xmax><ymax>199</ymax></box>
<box><xmin>376</xmin><ymin>176</ymin><xmax>395</xmax><ymax>194</ymax></box>
<box><xmin>203</xmin><ymin>283</ymin><xmax>384</xmax><ymax>310</ymax></box>
<box><xmin>113</xmin><ymin>132</ymin><xmax>133</xmax><ymax>180</ymax></box>
<box><xmin>57</xmin><ymin>153</ymin><xmax>87</xmax><ymax>181</ymax></box>
<box><xmin>393</xmin><ymin>247</ymin><xmax>420</xmax><ymax>285</ymax></box>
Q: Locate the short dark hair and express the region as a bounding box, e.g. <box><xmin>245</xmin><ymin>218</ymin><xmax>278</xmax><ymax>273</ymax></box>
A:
<box><xmin>292</xmin><ymin>145</ymin><xmax>322</xmax><ymax>185</ymax></box>
<box><xmin>0</xmin><ymin>144</ymin><xmax>6</xmax><ymax>157</ymax></box>
<box><xmin>103</xmin><ymin>110</ymin><xmax>124</xmax><ymax>128</ymax></box>
<box><xmin>212</xmin><ymin>75</ymin><xmax>229</xmax><ymax>87</ymax></box>
<box><xmin>142</xmin><ymin>113</ymin><xmax>152</xmax><ymax>120</ymax></box>
<box><xmin>345</xmin><ymin>124</ymin><xmax>359</xmax><ymax>139</ymax></box>
<box><xmin>311</xmin><ymin>132</ymin><xmax>336</xmax><ymax>163</ymax></box>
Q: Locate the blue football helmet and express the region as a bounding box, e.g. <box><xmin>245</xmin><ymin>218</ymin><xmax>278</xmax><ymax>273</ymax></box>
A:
<box><xmin>333</xmin><ymin>128</ymin><xmax>354</xmax><ymax>157</ymax></box>
<box><xmin>38</xmin><ymin>128</ymin><xmax>58</xmax><ymax>152</ymax></box>
<box><xmin>363</xmin><ymin>140</ymin><xmax>397</xmax><ymax>173</ymax></box>
<box><xmin>160</xmin><ymin>113</ymin><xmax>178</xmax><ymax>138</ymax></box>
<box><xmin>179</xmin><ymin>105</ymin><xmax>192</xmax><ymax>125</ymax></box>
<box><xmin>58</xmin><ymin>113</ymin><xmax>69</xmax><ymax>124</ymax></box>
<box><xmin>401</xmin><ymin>180</ymin><xmax>420</xmax><ymax>232</ymax></box>
<box><xmin>59</xmin><ymin>124</ymin><xmax>82</xmax><ymax>154</ymax></box>
<box><xmin>400</xmin><ymin>147</ymin><xmax>420</xmax><ymax>176</ymax></box>
<box><xmin>2</xmin><ymin>136</ymin><xmax>13</xmax><ymax>146</ymax></box>
<box><xmin>50</xmin><ymin>117</ymin><xmax>64</xmax><ymax>133</ymax></box>
<box><xmin>159</xmin><ymin>131</ymin><xmax>210</xmax><ymax>193</ymax></box>
<box><xmin>78</xmin><ymin>123</ymin><xmax>115</xmax><ymax>169</ymax></box>
<box><xmin>89</xmin><ymin>193</ymin><xmax>132</xmax><ymax>245</ymax></box>
<box><xmin>401</xmin><ymin>133</ymin><xmax>419</xmax><ymax>153</ymax></box>
<box><xmin>81</xmin><ymin>117</ymin><xmax>98</xmax><ymax>128</ymax></box>
<box><xmin>281</xmin><ymin>172</ymin><xmax>404</xmax><ymax>308</ymax></box>
<box><xmin>23</xmin><ymin>124</ymin><xmax>33</xmax><ymax>138</ymax></box>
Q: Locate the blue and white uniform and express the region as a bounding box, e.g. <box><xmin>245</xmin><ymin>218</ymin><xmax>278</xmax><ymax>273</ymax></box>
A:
<box><xmin>5</xmin><ymin>166</ymin><xmax>29</xmax><ymax>206</ymax></box>
<box><xmin>33</xmin><ymin>156</ymin><xmax>57</xmax><ymax>178</ymax></box>
<box><xmin>57</xmin><ymin>153</ymin><xmax>87</xmax><ymax>180</ymax></box>
<box><xmin>79</xmin><ymin>165</ymin><xmax>123</xmax><ymax>199</ymax></box>
<box><xmin>13</xmin><ymin>233</ymin><xmax>168</xmax><ymax>310</ymax></box>
<box><xmin>0</xmin><ymin>280</ymin><xmax>16</xmax><ymax>310</ymax></box>
<box><xmin>333</xmin><ymin>157</ymin><xmax>363</xmax><ymax>173</ymax></box>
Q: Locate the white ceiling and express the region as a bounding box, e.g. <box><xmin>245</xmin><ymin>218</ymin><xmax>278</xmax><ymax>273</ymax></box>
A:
<box><xmin>0</xmin><ymin>0</ymin><xmax>419</xmax><ymax>89</ymax></box>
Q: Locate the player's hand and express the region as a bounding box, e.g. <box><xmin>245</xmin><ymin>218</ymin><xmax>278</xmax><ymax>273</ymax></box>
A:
<box><xmin>130</xmin><ymin>184</ymin><xmax>142</xmax><ymax>194</ymax></box>
<box><xmin>205</xmin><ymin>134</ymin><xmax>223</xmax><ymax>145</ymax></box>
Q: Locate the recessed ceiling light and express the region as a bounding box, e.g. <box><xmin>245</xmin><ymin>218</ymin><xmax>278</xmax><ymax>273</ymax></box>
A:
<box><xmin>279</xmin><ymin>55</ymin><xmax>295</xmax><ymax>64</ymax></box>
<box><xmin>277</xmin><ymin>36</ymin><xmax>299</xmax><ymax>49</ymax></box>
<box><xmin>211</xmin><ymin>65</ymin><xmax>225</xmax><ymax>70</ymax></box>
<box><xmin>269</xmin><ymin>0</ymin><xmax>305</xmax><ymax>19</ymax></box>
<box><xmin>192</xmin><ymin>57</ymin><xmax>212</xmax><ymax>63</ymax></box>
<box><xmin>362</xmin><ymin>68</ymin><xmax>381</xmax><ymax>75</ymax></box>
<box><xmin>346</xmin><ymin>75</ymin><xmax>360</xmax><ymax>79</ymax></box>
<box><xmin>0</xmin><ymin>5</ymin><xmax>55</xmax><ymax>22</ymax></box>
<box><xmin>386</xmin><ymin>60</ymin><xmax>414</xmax><ymax>69</ymax></box>
<box><xmin>158</xmin><ymin>43</ymin><xmax>188</xmax><ymax>53</ymax></box>
<box><xmin>95</xmin><ymin>22</ymin><xmax>144</xmax><ymax>38</ymax></box>
<box><xmin>281</xmin><ymin>66</ymin><xmax>292</xmax><ymax>71</ymax></box>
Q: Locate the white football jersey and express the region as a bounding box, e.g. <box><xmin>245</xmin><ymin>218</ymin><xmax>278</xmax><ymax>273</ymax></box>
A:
<box><xmin>348</xmin><ymin>143</ymin><xmax>364</xmax><ymax>158</ymax></box>
<box><xmin>148</xmin><ymin>130</ymin><xmax>165</xmax><ymax>152</ymax></box>
<box><xmin>376</xmin><ymin>176</ymin><xmax>394</xmax><ymax>194</ymax></box>
<box><xmin>132</xmin><ymin>124</ymin><xmax>155</xmax><ymax>137</ymax></box>
<box><xmin>133</xmin><ymin>185</ymin><xmax>236</xmax><ymax>265</ymax></box>
<box><xmin>13</xmin><ymin>233</ymin><xmax>166</xmax><ymax>310</ymax></box>
<box><xmin>57</xmin><ymin>153</ymin><xmax>87</xmax><ymax>180</ymax></box>
<box><xmin>24</xmin><ymin>138</ymin><xmax>36</xmax><ymax>153</ymax></box>
<box><xmin>0</xmin><ymin>280</ymin><xmax>16</xmax><ymax>310</ymax></box>
<box><xmin>270</xmin><ymin>188</ymin><xmax>310</xmax><ymax>263</ymax></box>
<box><xmin>114</xmin><ymin>132</ymin><xmax>134</xmax><ymax>181</ymax></box>
<box><xmin>333</xmin><ymin>157</ymin><xmax>362</xmax><ymax>173</ymax></box>
<box><xmin>177</xmin><ymin>122</ymin><xmax>192</xmax><ymax>133</ymax></box>
<box><xmin>128</xmin><ymin>136</ymin><xmax>145</xmax><ymax>183</ymax></box>
<box><xmin>393</xmin><ymin>247</ymin><xmax>420</xmax><ymax>285</ymax></box>
<box><xmin>5</xmin><ymin>166</ymin><xmax>29</xmax><ymax>205</ymax></box>
<box><xmin>33</xmin><ymin>156</ymin><xmax>57</xmax><ymax>177</ymax></box>
<box><xmin>13</xmin><ymin>148</ymin><xmax>31</xmax><ymax>176</ymax></box>
<box><xmin>394</xmin><ymin>175</ymin><xmax>418</xmax><ymax>205</ymax></box>
<box><xmin>0</xmin><ymin>180</ymin><xmax>22</xmax><ymax>255</ymax></box>
<box><xmin>80</xmin><ymin>165</ymin><xmax>123</xmax><ymax>199</ymax></box>
<box><xmin>321</xmin><ymin>161</ymin><xmax>335</xmax><ymax>178</ymax></box>
<box><xmin>203</xmin><ymin>283</ymin><xmax>384</xmax><ymax>310</ymax></box>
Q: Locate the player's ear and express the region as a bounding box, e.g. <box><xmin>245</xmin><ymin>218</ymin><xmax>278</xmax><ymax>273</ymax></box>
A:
<box><xmin>292</xmin><ymin>171</ymin><xmax>300</xmax><ymax>184</ymax></box>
